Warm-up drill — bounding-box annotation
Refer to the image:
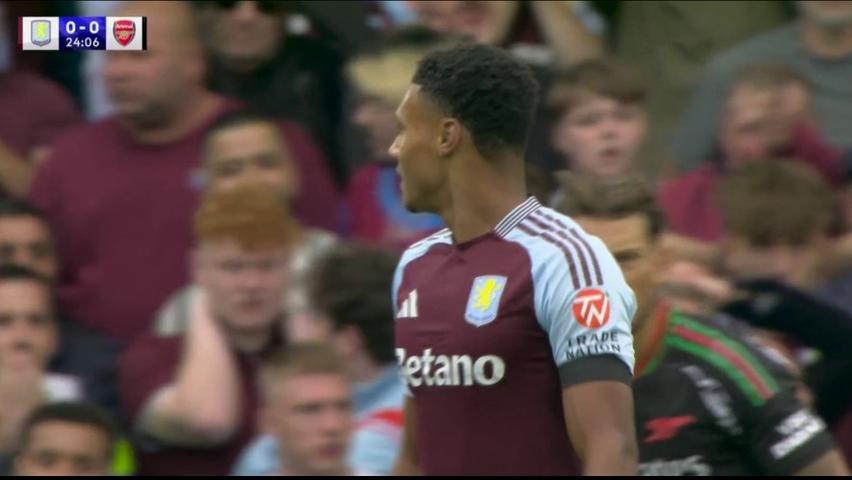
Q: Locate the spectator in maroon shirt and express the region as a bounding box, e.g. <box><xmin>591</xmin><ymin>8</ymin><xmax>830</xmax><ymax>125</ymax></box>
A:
<box><xmin>27</xmin><ymin>1</ymin><xmax>338</xmax><ymax>346</ymax></box>
<box><xmin>119</xmin><ymin>185</ymin><xmax>295</xmax><ymax>475</ymax></box>
<box><xmin>0</xmin><ymin>3</ymin><xmax>80</xmax><ymax>198</ymax></box>
<box><xmin>659</xmin><ymin>63</ymin><xmax>843</xmax><ymax>243</ymax></box>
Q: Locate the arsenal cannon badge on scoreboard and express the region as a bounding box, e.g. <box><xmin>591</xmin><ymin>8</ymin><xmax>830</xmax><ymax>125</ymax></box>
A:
<box><xmin>113</xmin><ymin>19</ymin><xmax>136</xmax><ymax>46</ymax></box>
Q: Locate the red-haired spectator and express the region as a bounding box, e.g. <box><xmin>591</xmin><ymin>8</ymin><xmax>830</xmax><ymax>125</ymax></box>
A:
<box><xmin>119</xmin><ymin>186</ymin><xmax>294</xmax><ymax>475</ymax></box>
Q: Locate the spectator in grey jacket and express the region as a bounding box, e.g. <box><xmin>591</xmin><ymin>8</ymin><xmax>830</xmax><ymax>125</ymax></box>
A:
<box><xmin>672</xmin><ymin>1</ymin><xmax>852</xmax><ymax>171</ymax></box>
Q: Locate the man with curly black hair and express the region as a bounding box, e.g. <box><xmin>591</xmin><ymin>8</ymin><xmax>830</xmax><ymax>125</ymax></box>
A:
<box><xmin>390</xmin><ymin>44</ymin><xmax>638</xmax><ymax>475</ymax></box>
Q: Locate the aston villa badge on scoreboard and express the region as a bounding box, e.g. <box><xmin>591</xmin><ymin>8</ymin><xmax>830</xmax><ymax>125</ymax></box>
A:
<box><xmin>31</xmin><ymin>20</ymin><xmax>51</xmax><ymax>46</ymax></box>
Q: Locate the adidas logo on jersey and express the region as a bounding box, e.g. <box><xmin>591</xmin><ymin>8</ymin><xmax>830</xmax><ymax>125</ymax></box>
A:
<box><xmin>396</xmin><ymin>348</ymin><xmax>506</xmax><ymax>387</ymax></box>
<box><xmin>397</xmin><ymin>289</ymin><xmax>419</xmax><ymax>319</ymax></box>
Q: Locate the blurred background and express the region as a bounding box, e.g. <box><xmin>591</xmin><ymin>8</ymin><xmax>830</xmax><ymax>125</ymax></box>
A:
<box><xmin>1</xmin><ymin>0</ymin><xmax>852</xmax><ymax>476</ymax></box>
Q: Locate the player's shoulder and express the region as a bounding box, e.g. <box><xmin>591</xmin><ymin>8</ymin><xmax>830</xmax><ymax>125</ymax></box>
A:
<box><xmin>397</xmin><ymin>228</ymin><xmax>453</xmax><ymax>268</ymax></box>
<box><xmin>504</xmin><ymin>204</ymin><xmax>621</xmax><ymax>289</ymax></box>
<box><xmin>664</xmin><ymin>312</ymin><xmax>789</xmax><ymax>407</ymax></box>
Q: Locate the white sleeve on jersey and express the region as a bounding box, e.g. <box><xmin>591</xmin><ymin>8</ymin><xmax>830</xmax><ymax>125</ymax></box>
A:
<box><xmin>527</xmin><ymin>231</ymin><xmax>637</xmax><ymax>378</ymax></box>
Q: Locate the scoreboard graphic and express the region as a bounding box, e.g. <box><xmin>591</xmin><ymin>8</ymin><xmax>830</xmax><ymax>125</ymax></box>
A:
<box><xmin>20</xmin><ymin>17</ymin><xmax>147</xmax><ymax>51</ymax></box>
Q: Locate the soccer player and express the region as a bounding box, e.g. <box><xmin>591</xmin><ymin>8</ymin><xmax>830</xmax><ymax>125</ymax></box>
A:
<box><xmin>555</xmin><ymin>173</ymin><xmax>850</xmax><ymax>475</ymax></box>
<box><xmin>390</xmin><ymin>44</ymin><xmax>638</xmax><ymax>475</ymax></box>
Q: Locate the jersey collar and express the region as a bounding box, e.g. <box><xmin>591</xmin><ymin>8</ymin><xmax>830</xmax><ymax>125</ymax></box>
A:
<box><xmin>494</xmin><ymin>196</ymin><xmax>541</xmax><ymax>238</ymax></box>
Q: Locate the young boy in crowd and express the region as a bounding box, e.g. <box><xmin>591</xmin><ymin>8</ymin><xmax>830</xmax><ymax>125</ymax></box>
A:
<box><xmin>547</xmin><ymin>58</ymin><xmax>648</xmax><ymax>180</ymax></box>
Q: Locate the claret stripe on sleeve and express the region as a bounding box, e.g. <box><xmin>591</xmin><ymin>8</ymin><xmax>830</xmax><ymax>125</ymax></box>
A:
<box><xmin>666</xmin><ymin>313</ymin><xmax>780</xmax><ymax>407</ymax></box>
<box><xmin>494</xmin><ymin>197</ymin><xmax>541</xmax><ymax>237</ymax></box>
<box><xmin>526</xmin><ymin>214</ymin><xmax>594</xmax><ymax>287</ymax></box>
<box><xmin>534</xmin><ymin>210</ymin><xmax>603</xmax><ymax>285</ymax></box>
<box><xmin>517</xmin><ymin>221</ymin><xmax>582</xmax><ymax>289</ymax></box>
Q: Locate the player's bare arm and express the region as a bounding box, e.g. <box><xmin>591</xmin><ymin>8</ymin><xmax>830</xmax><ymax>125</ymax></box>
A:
<box><xmin>562</xmin><ymin>381</ymin><xmax>638</xmax><ymax>475</ymax></box>
<box><xmin>393</xmin><ymin>397</ymin><xmax>421</xmax><ymax>476</ymax></box>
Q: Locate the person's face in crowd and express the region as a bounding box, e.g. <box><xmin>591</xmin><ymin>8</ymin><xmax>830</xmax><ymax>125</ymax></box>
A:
<box><xmin>389</xmin><ymin>86</ymin><xmax>451</xmax><ymax>213</ymax></box>
<box><xmin>262</xmin><ymin>372</ymin><xmax>353</xmax><ymax>475</ymax></box>
<box><xmin>13</xmin><ymin>421</ymin><xmax>111</xmax><ymax>476</ymax></box>
<box><xmin>0</xmin><ymin>217</ymin><xmax>57</xmax><ymax>282</ymax></box>
<box><xmin>0</xmin><ymin>280</ymin><xmax>56</xmax><ymax>372</ymax></box>
<box><xmin>353</xmin><ymin>97</ymin><xmax>399</xmax><ymax>163</ymax></box>
<box><xmin>719</xmin><ymin>84</ymin><xmax>809</xmax><ymax>168</ymax></box>
<box><xmin>797</xmin><ymin>1</ymin><xmax>852</xmax><ymax>28</ymax></box>
<box><xmin>409</xmin><ymin>0</ymin><xmax>519</xmax><ymax>46</ymax></box>
<box><xmin>205</xmin><ymin>0</ymin><xmax>286</xmax><ymax>71</ymax></box>
<box><xmin>102</xmin><ymin>2</ymin><xmax>205</xmax><ymax>127</ymax></box>
<box><xmin>204</xmin><ymin>122</ymin><xmax>299</xmax><ymax>200</ymax></box>
<box><xmin>720</xmin><ymin>234</ymin><xmax>827</xmax><ymax>288</ymax></box>
<box><xmin>194</xmin><ymin>241</ymin><xmax>289</xmax><ymax>334</ymax></box>
<box><xmin>553</xmin><ymin>94</ymin><xmax>647</xmax><ymax>178</ymax></box>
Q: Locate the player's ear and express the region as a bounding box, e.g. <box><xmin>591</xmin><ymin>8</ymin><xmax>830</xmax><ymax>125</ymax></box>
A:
<box><xmin>437</xmin><ymin>118</ymin><xmax>463</xmax><ymax>157</ymax></box>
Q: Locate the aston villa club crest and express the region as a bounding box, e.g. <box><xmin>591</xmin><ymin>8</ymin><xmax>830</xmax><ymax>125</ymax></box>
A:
<box><xmin>31</xmin><ymin>20</ymin><xmax>51</xmax><ymax>47</ymax></box>
<box><xmin>464</xmin><ymin>275</ymin><xmax>507</xmax><ymax>327</ymax></box>
<box><xmin>113</xmin><ymin>19</ymin><xmax>135</xmax><ymax>46</ymax></box>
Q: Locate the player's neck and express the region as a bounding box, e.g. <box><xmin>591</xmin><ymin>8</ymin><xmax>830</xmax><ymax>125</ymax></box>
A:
<box><xmin>442</xmin><ymin>154</ymin><xmax>527</xmax><ymax>244</ymax></box>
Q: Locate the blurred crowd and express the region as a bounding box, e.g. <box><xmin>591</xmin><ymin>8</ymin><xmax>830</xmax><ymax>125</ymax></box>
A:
<box><xmin>0</xmin><ymin>0</ymin><xmax>851</xmax><ymax>475</ymax></box>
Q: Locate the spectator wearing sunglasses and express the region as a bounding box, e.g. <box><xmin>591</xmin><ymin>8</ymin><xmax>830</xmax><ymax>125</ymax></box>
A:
<box><xmin>0</xmin><ymin>199</ymin><xmax>120</xmax><ymax>418</ymax></box>
<box><xmin>197</xmin><ymin>0</ymin><xmax>347</xmax><ymax>182</ymax></box>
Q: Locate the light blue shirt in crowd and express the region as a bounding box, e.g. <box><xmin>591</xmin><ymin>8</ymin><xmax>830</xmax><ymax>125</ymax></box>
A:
<box><xmin>232</xmin><ymin>365</ymin><xmax>406</xmax><ymax>476</ymax></box>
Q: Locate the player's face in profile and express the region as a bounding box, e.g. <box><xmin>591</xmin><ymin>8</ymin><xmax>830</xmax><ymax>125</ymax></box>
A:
<box><xmin>0</xmin><ymin>217</ymin><xmax>57</xmax><ymax>282</ymax></box>
<box><xmin>204</xmin><ymin>123</ymin><xmax>299</xmax><ymax>201</ymax></box>
<box><xmin>13</xmin><ymin>421</ymin><xmax>111</xmax><ymax>476</ymax></box>
<box><xmin>389</xmin><ymin>86</ymin><xmax>447</xmax><ymax>213</ymax></box>
<box><xmin>194</xmin><ymin>241</ymin><xmax>289</xmax><ymax>332</ymax></box>
<box><xmin>263</xmin><ymin>373</ymin><xmax>353</xmax><ymax>475</ymax></box>
<box><xmin>353</xmin><ymin>98</ymin><xmax>399</xmax><ymax>162</ymax></box>
<box><xmin>0</xmin><ymin>281</ymin><xmax>56</xmax><ymax>371</ymax></box>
